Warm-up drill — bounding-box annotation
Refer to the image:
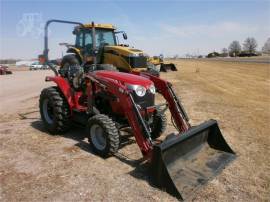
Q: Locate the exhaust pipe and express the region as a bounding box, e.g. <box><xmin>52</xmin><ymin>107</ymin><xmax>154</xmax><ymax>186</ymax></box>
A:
<box><xmin>91</xmin><ymin>21</ymin><xmax>97</xmax><ymax>68</ymax></box>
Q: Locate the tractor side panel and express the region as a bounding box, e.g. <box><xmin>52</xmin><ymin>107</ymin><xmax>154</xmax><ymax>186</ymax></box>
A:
<box><xmin>110</xmin><ymin>99</ymin><xmax>125</xmax><ymax>116</ymax></box>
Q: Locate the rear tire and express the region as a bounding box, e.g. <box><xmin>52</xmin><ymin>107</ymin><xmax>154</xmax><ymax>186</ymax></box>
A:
<box><xmin>39</xmin><ymin>87</ymin><xmax>71</xmax><ymax>134</ymax></box>
<box><xmin>60</xmin><ymin>54</ymin><xmax>80</xmax><ymax>77</ymax></box>
<box><xmin>151</xmin><ymin>107</ymin><xmax>167</xmax><ymax>139</ymax></box>
<box><xmin>88</xmin><ymin>114</ymin><xmax>119</xmax><ymax>157</ymax></box>
<box><xmin>61</xmin><ymin>54</ymin><xmax>80</xmax><ymax>67</ymax></box>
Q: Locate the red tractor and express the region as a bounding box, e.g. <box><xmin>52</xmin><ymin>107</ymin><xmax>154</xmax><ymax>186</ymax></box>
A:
<box><xmin>39</xmin><ymin>20</ymin><xmax>235</xmax><ymax>200</ymax></box>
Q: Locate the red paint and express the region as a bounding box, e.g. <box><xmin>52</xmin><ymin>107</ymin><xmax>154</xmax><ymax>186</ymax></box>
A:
<box><xmin>95</xmin><ymin>70</ymin><xmax>153</xmax><ymax>88</ymax></box>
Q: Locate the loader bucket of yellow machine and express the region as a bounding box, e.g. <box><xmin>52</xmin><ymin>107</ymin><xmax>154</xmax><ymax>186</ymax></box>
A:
<box><xmin>150</xmin><ymin>119</ymin><xmax>235</xmax><ymax>201</ymax></box>
<box><xmin>160</xmin><ymin>63</ymin><xmax>178</xmax><ymax>72</ymax></box>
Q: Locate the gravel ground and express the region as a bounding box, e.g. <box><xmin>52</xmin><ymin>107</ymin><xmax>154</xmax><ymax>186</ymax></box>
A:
<box><xmin>0</xmin><ymin>60</ymin><xmax>269</xmax><ymax>201</ymax></box>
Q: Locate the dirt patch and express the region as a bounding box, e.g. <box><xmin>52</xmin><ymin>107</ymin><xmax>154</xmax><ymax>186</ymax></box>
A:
<box><xmin>0</xmin><ymin>60</ymin><xmax>269</xmax><ymax>201</ymax></box>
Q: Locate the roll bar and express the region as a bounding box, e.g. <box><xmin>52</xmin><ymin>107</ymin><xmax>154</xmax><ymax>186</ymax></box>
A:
<box><xmin>42</xmin><ymin>19</ymin><xmax>101</xmax><ymax>75</ymax></box>
<box><xmin>43</xmin><ymin>19</ymin><xmax>85</xmax><ymax>61</ymax></box>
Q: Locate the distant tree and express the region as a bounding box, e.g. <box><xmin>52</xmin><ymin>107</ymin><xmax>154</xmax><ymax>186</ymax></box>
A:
<box><xmin>262</xmin><ymin>38</ymin><xmax>270</xmax><ymax>54</ymax></box>
<box><xmin>238</xmin><ymin>51</ymin><xmax>258</xmax><ymax>57</ymax></box>
<box><xmin>0</xmin><ymin>59</ymin><xmax>20</xmax><ymax>64</ymax></box>
<box><xmin>185</xmin><ymin>54</ymin><xmax>193</xmax><ymax>58</ymax></box>
<box><xmin>229</xmin><ymin>41</ymin><xmax>241</xmax><ymax>57</ymax></box>
<box><xmin>243</xmin><ymin>37</ymin><xmax>257</xmax><ymax>54</ymax></box>
<box><xmin>206</xmin><ymin>52</ymin><xmax>220</xmax><ymax>58</ymax></box>
<box><xmin>173</xmin><ymin>54</ymin><xmax>179</xmax><ymax>59</ymax></box>
<box><xmin>220</xmin><ymin>48</ymin><xmax>228</xmax><ymax>57</ymax></box>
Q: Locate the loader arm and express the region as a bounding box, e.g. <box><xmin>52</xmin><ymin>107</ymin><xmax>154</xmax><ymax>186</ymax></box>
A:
<box><xmin>134</xmin><ymin>72</ymin><xmax>191</xmax><ymax>133</ymax></box>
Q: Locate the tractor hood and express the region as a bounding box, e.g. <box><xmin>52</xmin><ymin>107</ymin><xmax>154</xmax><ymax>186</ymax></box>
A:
<box><xmin>104</xmin><ymin>45</ymin><xmax>146</xmax><ymax>57</ymax></box>
<box><xmin>94</xmin><ymin>70</ymin><xmax>153</xmax><ymax>88</ymax></box>
<box><xmin>103</xmin><ymin>45</ymin><xmax>148</xmax><ymax>69</ymax></box>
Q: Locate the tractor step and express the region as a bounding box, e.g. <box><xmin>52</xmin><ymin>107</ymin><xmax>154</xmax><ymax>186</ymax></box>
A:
<box><xmin>150</xmin><ymin>119</ymin><xmax>235</xmax><ymax>201</ymax></box>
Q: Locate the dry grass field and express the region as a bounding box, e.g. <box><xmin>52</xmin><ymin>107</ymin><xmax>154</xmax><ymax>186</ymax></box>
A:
<box><xmin>0</xmin><ymin>60</ymin><xmax>269</xmax><ymax>201</ymax></box>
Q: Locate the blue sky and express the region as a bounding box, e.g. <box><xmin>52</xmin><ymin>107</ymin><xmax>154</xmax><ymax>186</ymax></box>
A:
<box><xmin>0</xmin><ymin>0</ymin><xmax>270</xmax><ymax>59</ymax></box>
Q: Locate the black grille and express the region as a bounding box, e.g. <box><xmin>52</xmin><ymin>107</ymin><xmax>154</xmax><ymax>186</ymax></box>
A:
<box><xmin>125</xmin><ymin>56</ymin><xmax>147</xmax><ymax>68</ymax></box>
<box><xmin>131</xmin><ymin>90</ymin><xmax>154</xmax><ymax>108</ymax></box>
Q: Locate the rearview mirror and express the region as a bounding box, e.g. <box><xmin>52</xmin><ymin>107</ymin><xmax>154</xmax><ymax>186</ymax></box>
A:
<box><xmin>123</xmin><ymin>32</ymin><xmax>127</xmax><ymax>40</ymax></box>
<box><xmin>72</xmin><ymin>28</ymin><xmax>80</xmax><ymax>35</ymax></box>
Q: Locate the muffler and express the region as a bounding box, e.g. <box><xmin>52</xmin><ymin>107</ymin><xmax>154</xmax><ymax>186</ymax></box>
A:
<box><xmin>150</xmin><ymin>119</ymin><xmax>235</xmax><ymax>200</ymax></box>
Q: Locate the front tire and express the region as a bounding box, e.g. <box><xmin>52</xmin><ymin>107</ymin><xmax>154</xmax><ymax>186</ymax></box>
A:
<box><xmin>88</xmin><ymin>114</ymin><xmax>120</xmax><ymax>157</ymax></box>
<box><xmin>151</xmin><ymin>107</ymin><xmax>167</xmax><ymax>139</ymax></box>
<box><xmin>39</xmin><ymin>87</ymin><xmax>71</xmax><ymax>134</ymax></box>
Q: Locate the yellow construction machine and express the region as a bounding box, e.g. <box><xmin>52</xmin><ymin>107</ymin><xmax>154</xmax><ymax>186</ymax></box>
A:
<box><xmin>148</xmin><ymin>55</ymin><xmax>177</xmax><ymax>72</ymax></box>
<box><xmin>56</xmin><ymin>22</ymin><xmax>176</xmax><ymax>75</ymax></box>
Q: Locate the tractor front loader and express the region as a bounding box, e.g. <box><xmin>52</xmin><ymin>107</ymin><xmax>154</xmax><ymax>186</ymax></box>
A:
<box><xmin>39</xmin><ymin>19</ymin><xmax>235</xmax><ymax>200</ymax></box>
<box><xmin>133</xmin><ymin>72</ymin><xmax>235</xmax><ymax>200</ymax></box>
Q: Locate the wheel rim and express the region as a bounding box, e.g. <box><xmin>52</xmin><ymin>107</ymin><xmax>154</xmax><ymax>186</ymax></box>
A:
<box><xmin>42</xmin><ymin>98</ymin><xmax>54</xmax><ymax>124</ymax></box>
<box><xmin>90</xmin><ymin>124</ymin><xmax>106</xmax><ymax>151</ymax></box>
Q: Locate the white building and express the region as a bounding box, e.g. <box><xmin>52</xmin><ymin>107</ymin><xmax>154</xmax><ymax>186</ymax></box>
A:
<box><xmin>15</xmin><ymin>60</ymin><xmax>37</xmax><ymax>66</ymax></box>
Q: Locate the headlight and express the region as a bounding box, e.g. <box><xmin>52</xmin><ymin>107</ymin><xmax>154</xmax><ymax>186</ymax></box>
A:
<box><xmin>128</xmin><ymin>53</ymin><xmax>146</xmax><ymax>57</ymax></box>
<box><xmin>149</xmin><ymin>84</ymin><xmax>156</xmax><ymax>94</ymax></box>
<box><xmin>128</xmin><ymin>53</ymin><xmax>140</xmax><ymax>57</ymax></box>
<box><xmin>127</xmin><ymin>84</ymin><xmax>146</xmax><ymax>97</ymax></box>
<box><xmin>135</xmin><ymin>85</ymin><xmax>146</xmax><ymax>97</ymax></box>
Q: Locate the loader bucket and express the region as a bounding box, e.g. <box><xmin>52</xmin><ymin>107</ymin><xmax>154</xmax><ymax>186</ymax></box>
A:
<box><xmin>160</xmin><ymin>63</ymin><xmax>178</xmax><ymax>72</ymax></box>
<box><xmin>150</xmin><ymin>119</ymin><xmax>235</xmax><ymax>200</ymax></box>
